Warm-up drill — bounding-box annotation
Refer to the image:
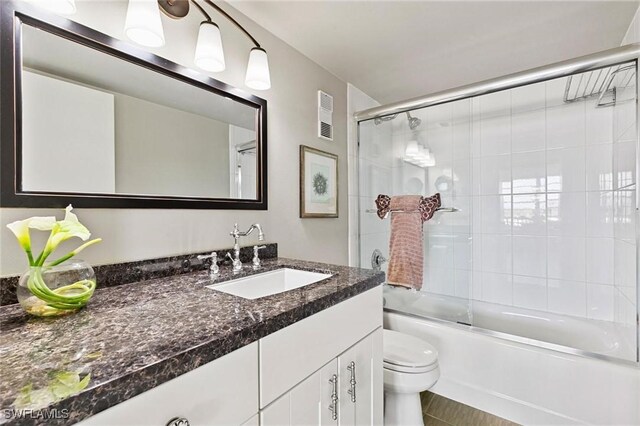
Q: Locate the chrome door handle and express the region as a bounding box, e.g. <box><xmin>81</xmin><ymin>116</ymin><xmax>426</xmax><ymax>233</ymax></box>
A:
<box><xmin>347</xmin><ymin>361</ymin><xmax>356</xmax><ymax>403</ymax></box>
<box><xmin>329</xmin><ymin>374</ymin><xmax>338</xmax><ymax>420</ymax></box>
<box><xmin>166</xmin><ymin>418</ymin><xmax>190</xmax><ymax>426</ymax></box>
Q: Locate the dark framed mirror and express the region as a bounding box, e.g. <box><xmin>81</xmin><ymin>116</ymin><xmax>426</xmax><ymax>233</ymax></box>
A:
<box><xmin>0</xmin><ymin>1</ymin><xmax>267</xmax><ymax>210</ymax></box>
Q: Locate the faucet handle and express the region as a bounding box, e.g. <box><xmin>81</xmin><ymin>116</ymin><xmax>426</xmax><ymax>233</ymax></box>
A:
<box><xmin>252</xmin><ymin>245</ymin><xmax>267</xmax><ymax>269</ymax></box>
<box><xmin>197</xmin><ymin>251</ymin><xmax>217</xmax><ymax>261</ymax></box>
<box><xmin>197</xmin><ymin>252</ymin><xmax>219</xmax><ymax>276</ymax></box>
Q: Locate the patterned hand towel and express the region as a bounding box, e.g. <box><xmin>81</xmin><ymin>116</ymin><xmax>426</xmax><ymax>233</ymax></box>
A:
<box><xmin>375</xmin><ymin>193</ymin><xmax>441</xmax><ymax>290</ymax></box>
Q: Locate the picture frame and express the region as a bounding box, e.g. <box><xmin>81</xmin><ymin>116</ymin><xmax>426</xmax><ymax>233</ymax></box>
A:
<box><xmin>300</xmin><ymin>145</ymin><xmax>338</xmax><ymax>218</ymax></box>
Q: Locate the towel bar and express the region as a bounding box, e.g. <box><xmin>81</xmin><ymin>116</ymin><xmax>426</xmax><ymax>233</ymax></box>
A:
<box><xmin>364</xmin><ymin>207</ymin><xmax>459</xmax><ymax>215</ymax></box>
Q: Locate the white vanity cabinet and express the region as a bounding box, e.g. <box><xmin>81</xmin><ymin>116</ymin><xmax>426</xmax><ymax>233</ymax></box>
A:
<box><xmin>261</xmin><ymin>328</ymin><xmax>383</xmax><ymax>426</ymax></box>
<box><xmin>76</xmin><ymin>286</ymin><xmax>382</xmax><ymax>426</ymax></box>
<box><xmin>259</xmin><ymin>286</ymin><xmax>383</xmax><ymax>425</ymax></box>
<box><xmin>261</xmin><ymin>360</ymin><xmax>337</xmax><ymax>426</ymax></box>
<box><xmin>338</xmin><ymin>328</ymin><xmax>384</xmax><ymax>426</ymax></box>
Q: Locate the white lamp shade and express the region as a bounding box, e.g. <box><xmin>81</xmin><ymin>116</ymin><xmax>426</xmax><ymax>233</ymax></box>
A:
<box><xmin>194</xmin><ymin>22</ymin><xmax>225</xmax><ymax>72</ymax></box>
<box><xmin>124</xmin><ymin>0</ymin><xmax>165</xmax><ymax>48</ymax></box>
<box><xmin>27</xmin><ymin>0</ymin><xmax>76</xmax><ymax>14</ymax></box>
<box><xmin>405</xmin><ymin>140</ymin><xmax>419</xmax><ymax>158</ymax></box>
<box><xmin>245</xmin><ymin>47</ymin><xmax>271</xmax><ymax>90</ymax></box>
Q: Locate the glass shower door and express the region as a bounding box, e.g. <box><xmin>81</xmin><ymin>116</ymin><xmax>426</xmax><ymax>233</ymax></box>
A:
<box><xmin>357</xmin><ymin>98</ymin><xmax>475</xmax><ymax>326</ymax></box>
<box><xmin>360</xmin><ymin>60</ymin><xmax>639</xmax><ymax>363</ymax></box>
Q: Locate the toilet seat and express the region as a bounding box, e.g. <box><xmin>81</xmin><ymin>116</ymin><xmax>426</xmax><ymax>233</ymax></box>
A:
<box><xmin>383</xmin><ymin>329</ymin><xmax>438</xmax><ymax>374</ymax></box>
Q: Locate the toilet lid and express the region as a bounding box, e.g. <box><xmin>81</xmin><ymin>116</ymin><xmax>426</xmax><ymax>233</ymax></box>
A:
<box><xmin>383</xmin><ymin>329</ymin><xmax>438</xmax><ymax>373</ymax></box>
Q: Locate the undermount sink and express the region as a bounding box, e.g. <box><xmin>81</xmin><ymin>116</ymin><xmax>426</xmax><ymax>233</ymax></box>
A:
<box><xmin>207</xmin><ymin>268</ymin><xmax>333</xmax><ymax>300</ymax></box>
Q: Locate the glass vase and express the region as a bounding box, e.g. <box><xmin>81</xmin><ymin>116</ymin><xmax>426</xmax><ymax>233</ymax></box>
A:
<box><xmin>17</xmin><ymin>260</ymin><xmax>96</xmax><ymax>317</ymax></box>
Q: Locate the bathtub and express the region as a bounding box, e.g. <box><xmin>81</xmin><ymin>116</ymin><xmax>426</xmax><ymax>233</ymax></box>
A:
<box><xmin>383</xmin><ymin>286</ymin><xmax>640</xmax><ymax>425</ymax></box>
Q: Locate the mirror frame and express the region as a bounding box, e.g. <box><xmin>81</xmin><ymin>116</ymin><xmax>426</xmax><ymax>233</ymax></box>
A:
<box><xmin>0</xmin><ymin>1</ymin><xmax>268</xmax><ymax>210</ymax></box>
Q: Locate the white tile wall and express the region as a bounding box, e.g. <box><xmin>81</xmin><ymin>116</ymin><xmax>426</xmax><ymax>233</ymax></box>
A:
<box><xmin>464</xmin><ymin>70</ymin><xmax>634</xmax><ymax>320</ymax></box>
<box><xmin>546</xmin><ymin>147</ymin><xmax>586</xmax><ymax>192</ymax></box>
<box><xmin>548</xmin><ymin>279</ymin><xmax>587</xmax><ymax>317</ymax></box>
<box><xmin>513</xmin><ymin>275</ymin><xmax>547</xmax><ymax>311</ymax></box>
<box><xmin>512</xmin><ymin>151</ymin><xmax>545</xmax><ymax>193</ymax></box>
<box><xmin>612</xmin><ymin>19</ymin><xmax>638</xmax><ymax>328</ymax></box>
<box><xmin>512</xmin><ymin>109</ymin><xmax>546</xmax><ymax>153</ymax></box>
<box><xmin>546</xmin><ymin>102</ymin><xmax>585</xmax><ymax>149</ymax></box>
<box><xmin>513</xmin><ymin>236</ymin><xmax>546</xmax><ymax>278</ymax></box>
<box><xmin>587</xmin><ymin>283</ymin><xmax>614</xmax><ymax>321</ymax></box>
<box><xmin>355</xmin><ymin>65</ymin><xmax>636</xmax><ymax>327</ymax></box>
<box><xmin>585</xmin><ymin>191</ymin><xmax>614</xmax><ymax>238</ymax></box>
<box><xmin>547</xmin><ymin>236</ymin><xmax>586</xmax><ymax>282</ymax></box>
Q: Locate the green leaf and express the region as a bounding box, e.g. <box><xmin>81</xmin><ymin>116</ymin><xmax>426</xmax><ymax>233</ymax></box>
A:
<box><xmin>12</xmin><ymin>371</ymin><xmax>92</xmax><ymax>410</ymax></box>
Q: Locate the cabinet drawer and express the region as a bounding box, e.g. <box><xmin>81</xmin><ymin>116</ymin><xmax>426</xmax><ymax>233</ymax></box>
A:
<box><xmin>259</xmin><ymin>286</ymin><xmax>382</xmax><ymax>408</ymax></box>
<box><xmin>78</xmin><ymin>342</ymin><xmax>259</xmax><ymax>426</ymax></box>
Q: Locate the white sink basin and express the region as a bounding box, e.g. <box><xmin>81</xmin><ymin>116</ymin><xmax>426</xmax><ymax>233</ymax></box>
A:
<box><xmin>207</xmin><ymin>268</ymin><xmax>333</xmax><ymax>300</ymax></box>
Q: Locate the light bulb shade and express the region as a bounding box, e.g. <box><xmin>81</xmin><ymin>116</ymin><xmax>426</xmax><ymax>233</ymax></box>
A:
<box><xmin>405</xmin><ymin>140</ymin><xmax>419</xmax><ymax>157</ymax></box>
<box><xmin>124</xmin><ymin>0</ymin><xmax>165</xmax><ymax>48</ymax></box>
<box><xmin>245</xmin><ymin>47</ymin><xmax>271</xmax><ymax>90</ymax></box>
<box><xmin>425</xmin><ymin>153</ymin><xmax>436</xmax><ymax>167</ymax></box>
<box><xmin>27</xmin><ymin>0</ymin><xmax>76</xmax><ymax>14</ymax></box>
<box><xmin>418</xmin><ymin>146</ymin><xmax>428</xmax><ymax>160</ymax></box>
<box><xmin>194</xmin><ymin>21</ymin><xmax>225</xmax><ymax>72</ymax></box>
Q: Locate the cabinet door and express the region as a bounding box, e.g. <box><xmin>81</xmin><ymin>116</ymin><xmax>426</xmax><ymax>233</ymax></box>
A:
<box><xmin>338</xmin><ymin>327</ymin><xmax>383</xmax><ymax>426</ymax></box>
<box><xmin>261</xmin><ymin>359</ymin><xmax>338</xmax><ymax>426</ymax></box>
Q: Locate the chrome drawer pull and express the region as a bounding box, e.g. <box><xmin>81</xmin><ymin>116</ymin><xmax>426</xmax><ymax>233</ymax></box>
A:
<box><xmin>329</xmin><ymin>374</ymin><xmax>338</xmax><ymax>420</ymax></box>
<box><xmin>166</xmin><ymin>417</ymin><xmax>190</xmax><ymax>426</ymax></box>
<box><xmin>347</xmin><ymin>361</ymin><xmax>357</xmax><ymax>403</ymax></box>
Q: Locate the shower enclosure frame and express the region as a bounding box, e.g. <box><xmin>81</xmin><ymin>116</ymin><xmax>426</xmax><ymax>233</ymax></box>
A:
<box><xmin>355</xmin><ymin>43</ymin><xmax>640</xmax><ymax>366</ymax></box>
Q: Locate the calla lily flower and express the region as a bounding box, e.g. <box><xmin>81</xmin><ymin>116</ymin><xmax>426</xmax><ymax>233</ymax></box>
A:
<box><xmin>42</xmin><ymin>206</ymin><xmax>91</xmax><ymax>257</ymax></box>
<box><xmin>54</xmin><ymin>205</ymin><xmax>91</xmax><ymax>242</ymax></box>
<box><xmin>6</xmin><ymin>216</ymin><xmax>56</xmax><ymax>264</ymax></box>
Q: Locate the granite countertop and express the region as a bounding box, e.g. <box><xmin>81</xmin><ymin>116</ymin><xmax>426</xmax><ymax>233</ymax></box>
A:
<box><xmin>0</xmin><ymin>258</ymin><xmax>384</xmax><ymax>425</ymax></box>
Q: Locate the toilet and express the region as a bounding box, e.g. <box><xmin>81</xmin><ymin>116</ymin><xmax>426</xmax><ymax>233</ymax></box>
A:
<box><xmin>383</xmin><ymin>329</ymin><xmax>440</xmax><ymax>426</ymax></box>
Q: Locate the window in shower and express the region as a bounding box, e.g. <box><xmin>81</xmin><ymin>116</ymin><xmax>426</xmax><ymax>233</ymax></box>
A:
<box><xmin>358</xmin><ymin>61</ymin><xmax>638</xmax><ymax>363</ymax></box>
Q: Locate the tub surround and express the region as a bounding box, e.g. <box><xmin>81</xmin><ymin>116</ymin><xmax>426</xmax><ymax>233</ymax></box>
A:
<box><xmin>0</xmin><ymin>243</ymin><xmax>279</xmax><ymax>306</ymax></box>
<box><xmin>0</xmin><ymin>258</ymin><xmax>384</xmax><ymax>425</ymax></box>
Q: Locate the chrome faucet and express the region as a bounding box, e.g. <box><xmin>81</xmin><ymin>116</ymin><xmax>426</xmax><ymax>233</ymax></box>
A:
<box><xmin>227</xmin><ymin>223</ymin><xmax>265</xmax><ymax>273</ymax></box>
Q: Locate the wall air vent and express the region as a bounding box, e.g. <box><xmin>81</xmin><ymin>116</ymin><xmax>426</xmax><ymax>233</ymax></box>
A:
<box><xmin>318</xmin><ymin>90</ymin><xmax>333</xmax><ymax>141</ymax></box>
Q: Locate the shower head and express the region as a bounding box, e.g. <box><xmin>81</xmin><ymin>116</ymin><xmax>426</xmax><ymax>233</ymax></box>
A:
<box><xmin>373</xmin><ymin>112</ymin><xmax>421</xmax><ymax>130</ymax></box>
<box><xmin>406</xmin><ymin>112</ymin><xmax>421</xmax><ymax>130</ymax></box>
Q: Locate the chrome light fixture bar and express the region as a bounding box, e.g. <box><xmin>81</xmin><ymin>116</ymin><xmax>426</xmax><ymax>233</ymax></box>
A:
<box><xmin>124</xmin><ymin>0</ymin><xmax>271</xmax><ymax>90</ymax></box>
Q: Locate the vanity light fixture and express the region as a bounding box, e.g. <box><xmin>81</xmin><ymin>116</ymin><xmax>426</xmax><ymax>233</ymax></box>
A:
<box><xmin>124</xmin><ymin>0</ymin><xmax>271</xmax><ymax>90</ymax></box>
<box><xmin>124</xmin><ymin>0</ymin><xmax>165</xmax><ymax>48</ymax></box>
<box><xmin>404</xmin><ymin>140</ymin><xmax>435</xmax><ymax>168</ymax></box>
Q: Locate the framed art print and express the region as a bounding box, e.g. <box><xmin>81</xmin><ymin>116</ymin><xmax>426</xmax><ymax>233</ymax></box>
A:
<box><xmin>300</xmin><ymin>145</ymin><xmax>338</xmax><ymax>218</ymax></box>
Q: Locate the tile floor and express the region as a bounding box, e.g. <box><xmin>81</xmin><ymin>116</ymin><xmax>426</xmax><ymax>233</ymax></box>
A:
<box><xmin>421</xmin><ymin>391</ymin><xmax>519</xmax><ymax>426</ymax></box>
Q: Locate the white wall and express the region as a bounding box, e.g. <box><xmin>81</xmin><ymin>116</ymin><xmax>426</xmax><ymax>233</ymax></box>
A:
<box><xmin>114</xmin><ymin>93</ymin><xmax>230</xmax><ymax>198</ymax></box>
<box><xmin>622</xmin><ymin>4</ymin><xmax>640</xmax><ymax>45</ymax></box>
<box><xmin>22</xmin><ymin>70</ymin><xmax>116</xmax><ymax>193</ymax></box>
<box><xmin>228</xmin><ymin>125</ymin><xmax>257</xmax><ymax>199</ymax></box>
<box><xmin>0</xmin><ymin>0</ymin><xmax>348</xmax><ymax>276</ymax></box>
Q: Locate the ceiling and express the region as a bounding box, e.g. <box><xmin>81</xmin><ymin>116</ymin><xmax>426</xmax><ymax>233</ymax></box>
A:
<box><xmin>230</xmin><ymin>1</ymin><xmax>639</xmax><ymax>104</ymax></box>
